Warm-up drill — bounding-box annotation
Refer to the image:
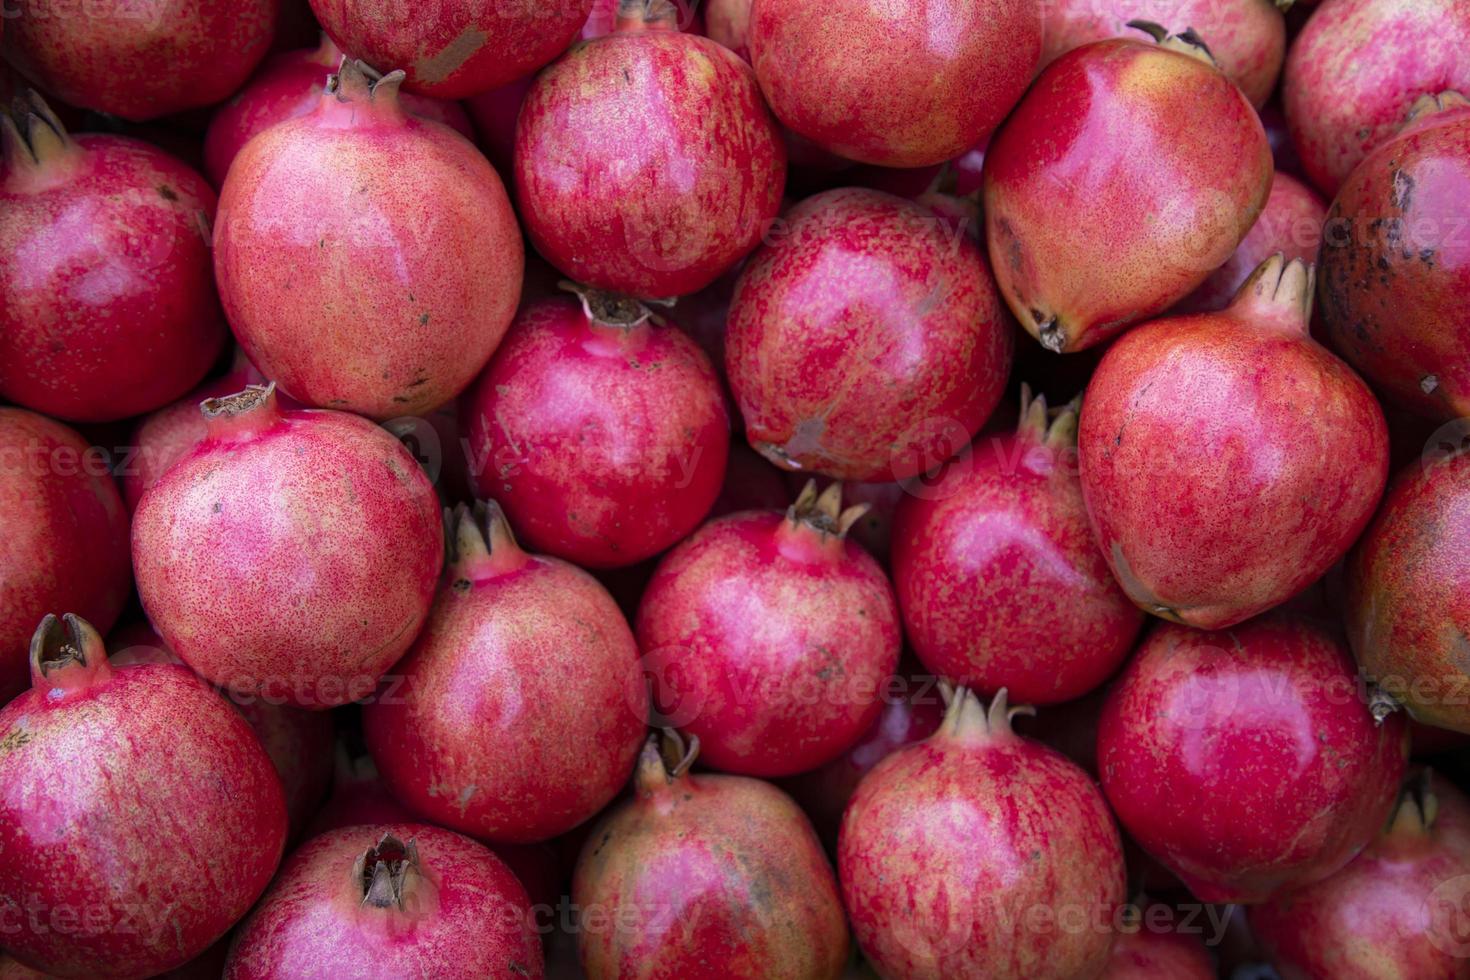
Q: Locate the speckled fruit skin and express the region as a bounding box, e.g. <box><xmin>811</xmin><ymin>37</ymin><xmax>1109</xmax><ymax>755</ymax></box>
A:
<box><xmin>839</xmin><ymin>689</ymin><xmax>1126</xmax><ymax>980</ymax></box>
<box><xmin>892</xmin><ymin>391</ymin><xmax>1145</xmax><ymax>705</ymax></box>
<box><xmin>132</xmin><ymin>385</ymin><xmax>444</xmax><ymax>710</ymax></box>
<box><xmin>573</xmin><ymin>733</ymin><xmax>850</xmax><ymax>980</ymax></box>
<box><xmin>726</xmin><ymin>188</ymin><xmax>1013</xmax><ymax>482</ymax></box>
<box><xmin>363</xmin><ymin>504</ymin><xmax>647</xmax><ymax>843</ymax></box>
<box><xmin>461</xmin><ymin>293</ymin><xmax>730</xmax><ymax>569</ymax></box>
<box><xmin>0</xmin><ymin>98</ymin><xmax>226</xmax><ymax>423</ymax></box>
<box><xmin>0</xmin><ymin>615</ymin><xmax>287</xmax><ymax>980</ymax></box>
<box><xmin>984</xmin><ymin>32</ymin><xmax>1273</xmax><ymax>353</ymax></box>
<box><xmin>1099</xmin><ymin>916</ymin><xmax>1214</xmax><ymax>979</ymax></box>
<box><xmin>1283</xmin><ymin>0</ymin><xmax>1470</xmax><ymax>196</ymax></box>
<box><xmin>514</xmin><ymin>13</ymin><xmax>785</xmax><ymax>298</ymax></box>
<box><xmin>1079</xmin><ymin>257</ymin><xmax>1389</xmax><ymax>629</ymax></box>
<box><xmin>1097</xmin><ymin>613</ymin><xmax>1409</xmax><ymax>904</ymax></box>
<box><xmin>0</xmin><ymin>409</ymin><xmax>130</xmax><ymax>706</ymax></box>
<box><xmin>225</xmin><ymin>824</ymin><xmax>544</xmax><ymax>980</ymax></box>
<box><xmin>748</xmin><ymin>0</ymin><xmax>1040</xmax><ymax>167</ymax></box>
<box><xmin>1319</xmin><ymin>92</ymin><xmax>1470</xmax><ymax>420</ymax></box>
<box><xmin>0</xmin><ymin>0</ymin><xmax>277</xmax><ymax>121</ymax></box>
<box><xmin>214</xmin><ymin>62</ymin><xmax>523</xmax><ymax>420</ymax></box>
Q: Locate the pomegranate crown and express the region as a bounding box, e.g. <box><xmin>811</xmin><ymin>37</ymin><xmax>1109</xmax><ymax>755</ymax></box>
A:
<box><xmin>327</xmin><ymin>58</ymin><xmax>406</xmax><ymax>107</ymax></box>
<box><xmin>939</xmin><ymin>685</ymin><xmax>1036</xmax><ymax>742</ymax></box>
<box><xmin>1016</xmin><ymin>383</ymin><xmax>1081</xmax><ymax>450</ymax></box>
<box><xmin>1407</xmin><ymin>90</ymin><xmax>1470</xmax><ymax>126</ymax></box>
<box><xmin>635</xmin><ymin>728</ymin><xmax>700</xmax><ymax>796</ymax></box>
<box><xmin>446</xmin><ymin>500</ymin><xmax>526</xmax><ymax>582</ymax></box>
<box><xmin>1230</xmin><ymin>253</ymin><xmax>1315</xmax><ymax>331</ymax></box>
<box><xmin>1</xmin><ymin>90</ymin><xmax>77</xmax><ymax>176</ymax></box>
<box><xmin>787</xmin><ymin>480</ymin><xmax>870</xmax><ymax>540</ymax></box>
<box><xmin>558</xmin><ymin>281</ymin><xmax>667</xmax><ymax>330</ymax></box>
<box><xmin>1126</xmin><ymin>21</ymin><xmax>1219</xmax><ymax>67</ymax></box>
<box><xmin>28</xmin><ymin>613</ymin><xmax>114</xmax><ymax>696</ymax></box>
<box><xmin>616</xmin><ymin>0</ymin><xmax>683</xmax><ymax>30</ymax></box>
<box><xmin>1386</xmin><ymin>768</ymin><xmax>1440</xmax><ymax>838</ymax></box>
<box><xmin>354</xmin><ymin>833</ymin><xmax>421</xmax><ymax>910</ymax></box>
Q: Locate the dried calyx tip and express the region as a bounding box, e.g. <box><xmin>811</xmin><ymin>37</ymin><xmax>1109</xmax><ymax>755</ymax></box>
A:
<box><xmin>1017</xmin><ymin>383</ymin><xmax>1081</xmax><ymax>448</ymax></box>
<box><xmin>201</xmin><ymin>382</ymin><xmax>276</xmax><ymax>420</ymax></box>
<box><xmin>558</xmin><ymin>281</ymin><xmax>661</xmax><ymax>329</ymax></box>
<box><xmin>788</xmin><ymin>479</ymin><xmax>869</xmax><ymax>539</ymax></box>
<box><xmin>328</xmin><ymin>59</ymin><xmax>406</xmax><ymax>101</ymax></box>
<box><xmin>1408</xmin><ymin>90</ymin><xmax>1470</xmax><ymax>122</ymax></box>
<box><xmin>942</xmin><ymin>685</ymin><xmax>1035</xmax><ymax>739</ymax></box>
<box><xmin>1395</xmin><ymin>768</ymin><xmax>1440</xmax><ymax>831</ymax></box>
<box><xmin>639</xmin><ymin>728</ymin><xmax>700</xmax><ymax>789</ymax></box>
<box><xmin>1368</xmin><ymin>685</ymin><xmax>1402</xmax><ymax>725</ymax></box>
<box><xmin>30</xmin><ymin>613</ymin><xmax>93</xmax><ymax>676</ymax></box>
<box><xmin>450</xmin><ymin>500</ymin><xmax>519</xmax><ymax>567</ymax></box>
<box><xmin>1127</xmin><ymin>20</ymin><xmax>1217</xmax><ymax>65</ymax></box>
<box><xmin>2</xmin><ymin>90</ymin><xmax>74</xmax><ymax>168</ymax></box>
<box><xmin>358</xmin><ymin>834</ymin><xmax>418</xmax><ymax>910</ymax></box>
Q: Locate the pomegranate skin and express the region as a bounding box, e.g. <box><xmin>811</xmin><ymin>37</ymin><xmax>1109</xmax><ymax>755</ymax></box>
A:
<box><xmin>1283</xmin><ymin>0</ymin><xmax>1470</xmax><ymax>196</ymax></box>
<box><xmin>573</xmin><ymin>732</ymin><xmax>850</xmax><ymax>980</ymax></box>
<box><xmin>726</xmin><ymin>188</ymin><xmax>1014</xmax><ymax>482</ymax></box>
<box><xmin>705</xmin><ymin>0</ymin><xmax>752</xmax><ymax>61</ymax></box>
<box><xmin>984</xmin><ymin>31</ymin><xmax>1273</xmax><ymax>353</ymax></box>
<box><xmin>461</xmin><ymin>292</ymin><xmax>730</xmax><ymax>569</ymax></box>
<box><xmin>225</xmin><ymin>825</ymin><xmax>544</xmax><ymax>980</ymax></box>
<box><xmin>839</xmin><ymin>689</ymin><xmax>1126</xmax><ymax>980</ymax></box>
<box><xmin>748</xmin><ymin>0</ymin><xmax>1040</xmax><ymax>167</ymax></box>
<box><xmin>1079</xmin><ymin>257</ymin><xmax>1389</xmax><ymax>630</ymax></box>
<box><xmin>0</xmin><ymin>409</ymin><xmax>131</xmax><ymax>705</ymax></box>
<box><xmin>1098</xmin><ymin>613</ymin><xmax>1410</xmax><ymax>904</ymax></box>
<box><xmin>0</xmin><ymin>97</ymin><xmax>226</xmax><ymax>423</ymax></box>
<box><xmin>362</xmin><ymin>504</ymin><xmax>647</xmax><ymax>844</ymax></box>
<box><xmin>1099</xmin><ymin>917</ymin><xmax>1214</xmax><ymax>979</ymax></box>
<box><xmin>215</xmin><ymin>61</ymin><xmax>523</xmax><ymax>420</ymax></box>
<box><xmin>0</xmin><ymin>615</ymin><xmax>287</xmax><ymax>980</ymax></box>
<box><xmin>513</xmin><ymin>21</ymin><xmax>785</xmax><ymax>298</ymax></box>
<box><xmin>132</xmin><ymin>385</ymin><xmax>444</xmax><ymax>709</ymax></box>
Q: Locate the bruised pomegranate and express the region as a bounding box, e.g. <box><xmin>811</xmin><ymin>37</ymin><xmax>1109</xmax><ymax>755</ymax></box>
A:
<box><xmin>1098</xmin><ymin>613</ymin><xmax>1409</xmax><ymax>903</ymax></box>
<box><xmin>984</xmin><ymin>25</ymin><xmax>1272</xmax><ymax>352</ymax></box>
<box><xmin>0</xmin><ymin>615</ymin><xmax>287</xmax><ymax>979</ymax></box>
<box><xmin>840</xmin><ymin>688</ymin><xmax>1126</xmax><ymax>979</ymax></box>
<box><xmin>573</xmin><ymin>731</ymin><xmax>849</xmax><ymax>979</ymax></box>
<box><xmin>132</xmin><ymin>384</ymin><xmax>443</xmax><ymax>709</ymax></box>
<box><xmin>0</xmin><ymin>93</ymin><xmax>225</xmax><ymax>422</ymax></box>
<box><xmin>461</xmin><ymin>288</ymin><xmax>729</xmax><ymax>569</ymax></box>
<box><xmin>1079</xmin><ymin>257</ymin><xmax>1388</xmax><ymax>629</ymax></box>
<box><xmin>636</xmin><ymin>482</ymin><xmax>901</xmax><ymax>777</ymax></box>
<box><xmin>215</xmin><ymin>60</ymin><xmax>523</xmax><ymax>420</ymax></box>
<box><xmin>225</xmin><ymin>826</ymin><xmax>543</xmax><ymax>979</ymax></box>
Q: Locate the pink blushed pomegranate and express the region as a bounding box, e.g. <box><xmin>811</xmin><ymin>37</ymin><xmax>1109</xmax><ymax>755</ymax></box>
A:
<box><xmin>215</xmin><ymin>60</ymin><xmax>523</xmax><ymax>420</ymax></box>
<box><xmin>840</xmin><ymin>688</ymin><xmax>1126</xmax><ymax>979</ymax></box>
<box><xmin>0</xmin><ymin>615</ymin><xmax>287</xmax><ymax>979</ymax></box>
<box><xmin>132</xmin><ymin>384</ymin><xmax>444</xmax><ymax>709</ymax></box>
<box><xmin>225</xmin><ymin>825</ymin><xmax>543</xmax><ymax>979</ymax></box>
<box><xmin>573</xmin><ymin>731</ymin><xmax>850</xmax><ymax>979</ymax></box>
<box><xmin>1079</xmin><ymin>256</ymin><xmax>1389</xmax><ymax>629</ymax></box>
<box><xmin>362</xmin><ymin>503</ymin><xmax>647</xmax><ymax>843</ymax></box>
<box><xmin>984</xmin><ymin>26</ymin><xmax>1273</xmax><ymax>352</ymax></box>
<box><xmin>461</xmin><ymin>289</ymin><xmax>729</xmax><ymax>569</ymax></box>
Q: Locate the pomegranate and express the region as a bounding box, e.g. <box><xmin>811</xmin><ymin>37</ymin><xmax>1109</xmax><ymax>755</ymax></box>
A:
<box><xmin>983</xmin><ymin>24</ymin><xmax>1273</xmax><ymax>352</ymax></box>
<box><xmin>215</xmin><ymin>60</ymin><xmax>523</xmax><ymax>420</ymax></box>
<box><xmin>840</xmin><ymin>687</ymin><xmax>1126</xmax><ymax>979</ymax></box>
<box><xmin>1319</xmin><ymin>90</ymin><xmax>1470</xmax><ymax>421</ymax></box>
<box><xmin>1101</xmin><ymin>906</ymin><xmax>1215</xmax><ymax>979</ymax></box>
<box><xmin>461</xmin><ymin>287</ymin><xmax>729</xmax><ymax>569</ymax></box>
<box><xmin>748</xmin><ymin>0</ymin><xmax>1040</xmax><ymax>167</ymax></box>
<box><xmin>705</xmin><ymin>0</ymin><xmax>751</xmax><ymax>61</ymax></box>
<box><xmin>726</xmin><ymin>188</ymin><xmax>1013</xmax><ymax>481</ymax></box>
<box><xmin>573</xmin><ymin>731</ymin><xmax>850</xmax><ymax>978</ymax></box>
<box><xmin>0</xmin><ymin>0</ymin><xmax>277</xmax><ymax>120</ymax></box>
<box><xmin>132</xmin><ymin>384</ymin><xmax>444</xmax><ymax>709</ymax></box>
<box><xmin>1098</xmin><ymin>613</ymin><xmax>1409</xmax><ymax>903</ymax></box>
<box><xmin>635</xmin><ymin>482</ymin><xmax>902</xmax><ymax>777</ymax></box>
<box><xmin>1078</xmin><ymin>256</ymin><xmax>1389</xmax><ymax>629</ymax></box>
<box><xmin>792</xmin><ymin>475</ymin><xmax>908</xmax><ymax>566</ymax></box>
<box><xmin>514</xmin><ymin>0</ymin><xmax>785</xmax><ymax>298</ymax></box>
<box><xmin>0</xmin><ymin>614</ymin><xmax>287</xmax><ymax>979</ymax></box>
<box><xmin>362</xmin><ymin>502</ymin><xmax>647</xmax><ymax>843</ymax></box>
<box><xmin>0</xmin><ymin>409</ymin><xmax>131</xmax><ymax>704</ymax></box>
<box><xmin>1283</xmin><ymin>0</ymin><xmax>1470</xmax><ymax>195</ymax></box>
<box><xmin>893</xmin><ymin>387</ymin><xmax>1145</xmax><ymax>704</ymax></box>
<box><xmin>0</xmin><ymin>93</ymin><xmax>226</xmax><ymax>423</ymax></box>
<box><xmin>224</xmin><ymin>825</ymin><xmax>543</xmax><ymax>979</ymax></box>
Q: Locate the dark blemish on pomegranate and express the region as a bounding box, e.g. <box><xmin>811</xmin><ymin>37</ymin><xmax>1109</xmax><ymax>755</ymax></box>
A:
<box><xmin>419</xmin><ymin>313</ymin><xmax>430</xmax><ymax>326</ymax></box>
<box><xmin>408</xmin><ymin>377</ymin><xmax>429</xmax><ymax>388</ymax></box>
<box><xmin>509</xmin><ymin>963</ymin><xmax>531</xmax><ymax>977</ymax></box>
<box><xmin>0</xmin><ymin>729</ymin><xmax>34</xmax><ymax>751</ymax></box>
<box><xmin>1390</xmin><ymin>170</ymin><xmax>1415</xmax><ymax>210</ymax></box>
<box><xmin>156</xmin><ymin>184</ymin><xmax>178</xmax><ymax>201</ymax></box>
<box><xmin>212</xmin><ymin>502</ymin><xmax>222</xmax><ymax>513</ymax></box>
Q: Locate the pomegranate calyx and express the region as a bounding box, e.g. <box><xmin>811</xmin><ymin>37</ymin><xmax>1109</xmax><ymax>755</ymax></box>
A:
<box><xmin>201</xmin><ymin>383</ymin><xmax>283</xmax><ymax>443</ymax></box>
<box><xmin>1</xmin><ymin>90</ymin><xmax>80</xmax><ymax>179</ymax></box>
<box><xmin>1126</xmin><ymin>21</ymin><xmax>1218</xmax><ymax>67</ymax></box>
<box><xmin>1369</xmin><ymin>685</ymin><xmax>1403</xmax><ymax>726</ymax></box>
<box><xmin>1386</xmin><ymin>768</ymin><xmax>1439</xmax><ymax>839</ymax></box>
<box><xmin>1016</xmin><ymin>383</ymin><xmax>1081</xmax><ymax>453</ymax></box>
<box><xmin>939</xmin><ymin>684</ymin><xmax>1035</xmax><ymax>742</ymax></box>
<box><xmin>449</xmin><ymin>501</ymin><xmax>528</xmax><ymax>581</ymax></box>
<box><xmin>787</xmin><ymin>480</ymin><xmax>870</xmax><ymax>541</ymax></box>
<box><xmin>328</xmin><ymin>59</ymin><xmax>407</xmax><ymax>109</ymax></box>
<box><xmin>634</xmin><ymin>729</ymin><xmax>700</xmax><ymax>796</ymax></box>
<box><xmin>558</xmin><ymin>281</ymin><xmax>663</xmax><ymax>330</ymax></box>
<box><xmin>28</xmin><ymin>613</ymin><xmax>114</xmax><ymax>695</ymax></box>
<box><xmin>355</xmin><ymin>833</ymin><xmax>420</xmax><ymax>910</ymax></box>
<box><xmin>1230</xmin><ymin>254</ymin><xmax>1315</xmax><ymax>334</ymax></box>
<box><xmin>616</xmin><ymin>0</ymin><xmax>682</xmax><ymax>32</ymax></box>
<box><xmin>1407</xmin><ymin>90</ymin><xmax>1470</xmax><ymax>125</ymax></box>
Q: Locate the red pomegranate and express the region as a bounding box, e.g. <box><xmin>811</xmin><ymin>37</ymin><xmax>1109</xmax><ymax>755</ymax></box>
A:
<box><xmin>840</xmin><ymin>687</ymin><xmax>1126</xmax><ymax>979</ymax></box>
<box><xmin>132</xmin><ymin>384</ymin><xmax>444</xmax><ymax>709</ymax></box>
<box><xmin>0</xmin><ymin>0</ymin><xmax>277</xmax><ymax>120</ymax></box>
<box><xmin>1100</xmin><ymin>906</ymin><xmax>1215</xmax><ymax>979</ymax></box>
<box><xmin>1098</xmin><ymin>613</ymin><xmax>1409</xmax><ymax>904</ymax></box>
<box><xmin>225</xmin><ymin>825</ymin><xmax>544</xmax><ymax>979</ymax></box>
<box><xmin>1320</xmin><ymin>90</ymin><xmax>1470</xmax><ymax>421</ymax></box>
<box><xmin>461</xmin><ymin>288</ymin><xmax>729</xmax><ymax>569</ymax></box>
<box><xmin>215</xmin><ymin>60</ymin><xmax>523</xmax><ymax>420</ymax></box>
<box><xmin>362</xmin><ymin>503</ymin><xmax>647</xmax><ymax>843</ymax></box>
<box><xmin>893</xmin><ymin>388</ymin><xmax>1144</xmax><ymax>705</ymax></box>
<box><xmin>984</xmin><ymin>25</ymin><xmax>1272</xmax><ymax>352</ymax></box>
<box><xmin>1078</xmin><ymin>256</ymin><xmax>1389</xmax><ymax>629</ymax></box>
<box><xmin>0</xmin><ymin>93</ymin><xmax>226</xmax><ymax>423</ymax></box>
<box><xmin>514</xmin><ymin>1</ymin><xmax>785</xmax><ymax>298</ymax></box>
<box><xmin>726</xmin><ymin>188</ymin><xmax>1013</xmax><ymax>481</ymax></box>
<box><xmin>573</xmin><ymin>731</ymin><xmax>850</xmax><ymax>978</ymax></box>
<box><xmin>636</xmin><ymin>482</ymin><xmax>902</xmax><ymax>777</ymax></box>
<box><xmin>705</xmin><ymin>0</ymin><xmax>751</xmax><ymax>61</ymax></box>
<box><xmin>1283</xmin><ymin>0</ymin><xmax>1470</xmax><ymax>195</ymax></box>
<box><xmin>0</xmin><ymin>409</ymin><xmax>131</xmax><ymax>704</ymax></box>
<box><xmin>0</xmin><ymin>615</ymin><xmax>287</xmax><ymax>979</ymax></box>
